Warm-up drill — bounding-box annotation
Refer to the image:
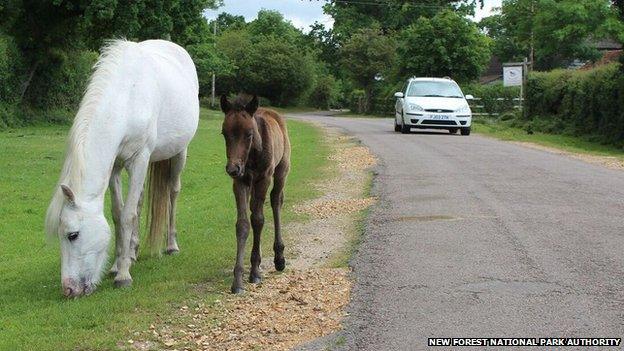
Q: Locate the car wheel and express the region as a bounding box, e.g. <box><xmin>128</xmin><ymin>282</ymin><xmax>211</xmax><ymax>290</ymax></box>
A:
<box><xmin>460</xmin><ymin>127</ymin><xmax>471</xmax><ymax>136</ymax></box>
<box><xmin>449</xmin><ymin>128</ymin><xmax>458</xmax><ymax>134</ymax></box>
<box><xmin>394</xmin><ymin>118</ymin><xmax>400</xmax><ymax>132</ymax></box>
<box><xmin>401</xmin><ymin>123</ymin><xmax>410</xmax><ymax>134</ymax></box>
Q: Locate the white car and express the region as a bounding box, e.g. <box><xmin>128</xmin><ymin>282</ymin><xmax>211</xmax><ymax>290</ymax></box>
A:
<box><xmin>394</xmin><ymin>77</ymin><xmax>473</xmax><ymax>135</ymax></box>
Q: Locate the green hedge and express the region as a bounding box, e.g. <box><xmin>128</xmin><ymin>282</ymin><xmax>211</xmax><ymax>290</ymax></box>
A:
<box><xmin>462</xmin><ymin>83</ymin><xmax>520</xmax><ymax>116</ymax></box>
<box><xmin>526</xmin><ymin>64</ymin><xmax>624</xmax><ymax>145</ymax></box>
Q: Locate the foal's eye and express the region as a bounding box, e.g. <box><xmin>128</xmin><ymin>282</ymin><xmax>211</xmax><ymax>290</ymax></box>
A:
<box><xmin>67</xmin><ymin>232</ymin><xmax>79</xmax><ymax>242</ymax></box>
<box><xmin>246</xmin><ymin>132</ymin><xmax>253</xmax><ymax>139</ymax></box>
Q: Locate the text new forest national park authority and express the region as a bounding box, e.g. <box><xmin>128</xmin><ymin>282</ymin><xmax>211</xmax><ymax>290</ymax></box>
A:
<box><xmin>428</xmin><ymin>338</ymin><xmax>621</xmax><ymax>347</ymax></box>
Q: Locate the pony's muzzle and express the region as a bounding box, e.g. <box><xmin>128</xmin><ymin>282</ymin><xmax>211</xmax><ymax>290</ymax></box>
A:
<box><xmin>62</xmin><ymin>278</ymin><xmax>83</xmax><ymax>298</ymax></box>
<box><xmin>226</xmin><ymin>163</ymin><xmax>243</xmax><ymax>178</ymax></box>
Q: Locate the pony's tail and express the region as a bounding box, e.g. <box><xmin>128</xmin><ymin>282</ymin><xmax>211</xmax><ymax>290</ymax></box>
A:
<box><xmin>146</xmin><ymin>159</ymin><xmax>172</xmax><ymax>256</ymax></box>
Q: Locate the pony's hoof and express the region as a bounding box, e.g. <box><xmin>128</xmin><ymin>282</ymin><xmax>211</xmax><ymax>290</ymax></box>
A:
<box><xmin>231</xmin><ymin>286</ymin><xmax>245</xmax><ymax>294</ymax></box>
<box><xmin>274</xmin><ymin>257</ymin><xmax>286</xmax><ymax>271</ymax></box>
<box><xmin>114</xmin><ymin>279</ymin><xmax>133</xmax><ymax>288</ymax></box>
<box><xmin>249</xmin><ymin>275</ymin><xmax>262</xmax><ymax>284</ymax></box>
<box><xmin>165</xmin><ymin>248</ymin><xmax>180</xmax><ymax>255</ymax></box>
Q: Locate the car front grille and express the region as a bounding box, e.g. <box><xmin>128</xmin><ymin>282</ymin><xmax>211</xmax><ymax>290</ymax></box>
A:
<box><xmin>421</xmin><ymin>120</ymin><xmax>458</xmax><ymax>126</ymax></box>
<box><xmin>425</xmin><ymin>109</ymin><xmax>454</xmax><ymax>113</ymax></box>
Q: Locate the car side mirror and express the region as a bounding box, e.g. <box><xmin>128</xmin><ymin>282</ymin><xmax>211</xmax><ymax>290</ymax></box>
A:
<box><xmin>394</xmin><ymin>92</ymin><xmax>404</xmax><ymax>98</ymax></box>
<box><xmin>465</xmin><ymin>94</ymin><xmax>474</xmax><ymax>100</ymax></box>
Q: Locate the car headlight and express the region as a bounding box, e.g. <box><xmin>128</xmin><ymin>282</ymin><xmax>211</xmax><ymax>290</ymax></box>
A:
<box><xmin>408</xmin><ymin>103</ymin><xmax>424</xmax><ymax>112</ymax></box>
<box><xmin>455</xmin><ymin>105</ymin><xmax>471</xmax><ymax>113</ymax></box>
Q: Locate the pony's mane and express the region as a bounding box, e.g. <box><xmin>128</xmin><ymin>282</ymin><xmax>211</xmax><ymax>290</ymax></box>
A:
<box><xmin>45</xmin><ymin>39</ymin><xmax>134</xmax><ymax>238</ymax></box>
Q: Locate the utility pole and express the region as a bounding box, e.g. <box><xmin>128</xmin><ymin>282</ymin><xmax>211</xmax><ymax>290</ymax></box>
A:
<box><xmin>522</xmin><ymin>57</ymin><xmax>528</xmax><ymax>119</ymax></box>
<box><xmin>529</xmin><ymin>0</ymin><xmax>535</xmax><ymax>65</ymax></box>
<box><xmin>211</xmin><ymin>19</ymin><xmax>217</xmax><ymax>108</ymax></box>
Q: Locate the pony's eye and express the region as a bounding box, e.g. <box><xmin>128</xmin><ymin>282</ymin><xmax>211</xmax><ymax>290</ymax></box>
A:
<box><xmin>67</xmin><ymin>232</ymin><xmax>79</xmax><ymax>242</ymax></box>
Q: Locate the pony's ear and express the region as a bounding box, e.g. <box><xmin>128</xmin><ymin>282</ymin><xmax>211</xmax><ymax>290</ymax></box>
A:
<box><xmin>60</xmin><ymin>184</ymin><xmax>76</xmax><ymax>207</ymax></box>
<box><xmin>220</xmin><ymin>94</ymin><xmax>231</xmax><ymax>114</ymax></box>
<box><xmin>245</xmin><ymin>95</ymin><xmax>258</xmax><ymax>116</ymax></box>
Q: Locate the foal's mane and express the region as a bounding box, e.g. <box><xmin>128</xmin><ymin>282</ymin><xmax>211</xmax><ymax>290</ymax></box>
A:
<box><xmin>45</xmin><ymin>39</ymin><xmax>133</xmax><ymax>237</ymax></box>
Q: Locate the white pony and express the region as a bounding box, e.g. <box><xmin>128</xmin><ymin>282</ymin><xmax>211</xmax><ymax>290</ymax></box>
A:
<box><xmin>45</xmin><ymin>39</ymin><xmax>199</xmax><ymax>297</ymax></box>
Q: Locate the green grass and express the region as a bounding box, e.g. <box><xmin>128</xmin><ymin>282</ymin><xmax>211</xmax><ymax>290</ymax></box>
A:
<box><xmin>473</xmin><ymin>118</ymin><xmax>624</xmax><ymax>160</ymax></box>
<box><xmin>0</xmin><ymin>108</ymin><xmax>330</xmax><ymax>350</ymax></box>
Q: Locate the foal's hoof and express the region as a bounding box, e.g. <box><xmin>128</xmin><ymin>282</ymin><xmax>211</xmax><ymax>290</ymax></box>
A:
<box><xmin>231</xmin><ymin>286</ymin><xmax>245</xmax><ymax>294</ymax></box>
<box><xmin>114</xmin><ymin>279</ymin><xmax>133</xmax><ymax>288</ymax></box>
<box><xmin>274</xmin><ymin>257</ymin><xmax>286</xmax><ymax>271</ymax></box>
<box><xmin>165</xmin><ymin>248</ymin><xmax>180</xmax><ymax>255</ymax></box>
<box><xmin>249</xmin><ymin>275</ymin><xmax>262</xmax><ymax>284</ymax></box>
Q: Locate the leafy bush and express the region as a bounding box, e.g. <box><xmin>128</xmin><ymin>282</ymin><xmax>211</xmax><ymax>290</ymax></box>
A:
<box><xmin>25</xmin><ymin>49</ymin><xmax>98</xmax><ymax>111</ymax></box>
<box><xmin>0</xmin><ymin>103</ymin><xmax>21</xmax><ymax>128</ymax></box>
<box><xmin>307</xmin><ymin>74</ymin><xmax>339</xmax><ymax>109</ymax></box>
<box><xmin>0</xmin><ymin>34</ymin><xmax>24</xmax><ymax>104</ymax></box>
<box><xmin>525</xmin><ymin>64</ymin><xmax>624</xmax><ymax>146</ymax></box>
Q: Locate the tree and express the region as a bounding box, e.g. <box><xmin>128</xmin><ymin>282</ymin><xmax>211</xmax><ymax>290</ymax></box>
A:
<box><xmin>210</xmin><ymin>12</ymin><xmax>246</xmax><ymax>34</ymax></box>
<box><xmin>398</xmin><ymin>10</ymin><xmax>491</xmax><ymax>82</ymax></box>
<box><xmin>0</xmin><ymin>0</ymin><xmax>221</xmax><ymax>103</ymax></box>
<box><xmin>306</xmin><ymin>22</ymin><xmax>342</xmax><ymax>77</ymax></box>
<box><xmin>186</xmin><ymin>43</ymin><xmax>234</xmax><ymax>97</ymax></box>
<box><xmin>480</xmin><ymin>0</ymin><xmax>619</xmax><ymax>69</ymax></box>
<box><xmin>533</xmin><ymin>0</ymin><xmax>617</xmax><ymax>68</ymax></box>
<box><xmin>247</xmin><ymin>9</ymin><xmax>302</xmax><ymax>45</ymax></box>
<box><xmin>324</xmin><ymin>0</ymin><xmax>484</xmax><ymax>38</ymax></box>
<box><xmin>216</xmin><ymin>18</ymin><xmax>316</xmax><ymax>105</ymax></box>
<box><xmin>340</xmin><ymin>27</ymin><xmax>397</xmax><ymax>113</ymax></box>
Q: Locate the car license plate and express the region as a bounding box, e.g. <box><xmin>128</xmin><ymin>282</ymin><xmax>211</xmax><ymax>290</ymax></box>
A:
<box><xmin>430</xmin><ymin>114</ymin><xmax>450</xmax><ymax>120</ymax></box>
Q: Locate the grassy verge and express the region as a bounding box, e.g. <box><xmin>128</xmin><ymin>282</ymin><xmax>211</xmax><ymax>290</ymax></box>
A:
<box><xmin>0</xmin><ymin>108</ymin><xmax>330</xmax><ymax>350</ymax></box>
<box><xmin>473</xmin><ymin>118</ymin><xmax>624</xmax><ymax>161</ymax></box>
<box><xmin>327</xmin><ymin>172</ymin><xmax>374</xmax><ymax>269</ymax></box>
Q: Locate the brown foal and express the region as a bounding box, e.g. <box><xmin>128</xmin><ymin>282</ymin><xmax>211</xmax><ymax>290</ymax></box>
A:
<box><xmin>220</xmin><ymin>94</ymin><xmax>291</xmax><ymax>294</ymax></box>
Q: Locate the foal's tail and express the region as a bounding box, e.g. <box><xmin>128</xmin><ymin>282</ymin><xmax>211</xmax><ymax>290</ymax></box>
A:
<box><xmin>146</xmin><ymin>159</ymin><xmax>172</xmax><ymax>256</ymax></box>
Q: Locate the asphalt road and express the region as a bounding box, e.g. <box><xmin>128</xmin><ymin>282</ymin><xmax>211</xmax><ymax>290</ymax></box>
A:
<box><xmin>291</xmin><ymin>114</ymin><xmax>624</xmax><ymax>350</ymax></box>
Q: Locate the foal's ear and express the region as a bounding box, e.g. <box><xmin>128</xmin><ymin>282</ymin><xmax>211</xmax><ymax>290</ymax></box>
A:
<box><xmin>245</xmin><ymin>95</ymin><xmax>258</xmax><ymax>116</ymax></box>
<box><xmin>220</xmin><ymin>94</ymin><xmax>231</xmax><ymax>114</ymax></box>
<box><xmin>60</xmin><ymin>184</ymin><xmax>76</xmax><ymax>207</ymax></box>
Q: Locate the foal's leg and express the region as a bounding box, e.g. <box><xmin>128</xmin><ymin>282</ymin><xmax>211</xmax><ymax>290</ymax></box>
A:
<box><xmin>249</xmin><ymin>177</ymin><xmax>271</xmax><ymax>284</ymax></box>
<box><xmin>114</xmin><ymin>150</ymin><xmax>150</xmax><ymax>288</ymax></box>
<box><xmin>271</xmin><ymin>166</ymin><xmax>288</xmax><ymax>271</ymax></box>
<box><xmin>232</xmin><ymin>177</ymin><xmax>251</xmax><ymax>294</ymax></box>
<box><xmin>166</xmin><ymin>150</ymin><xmax>187</xmax><ymax>255</ymax></box>
<box><xmin>109</xmin><ymin>162</ymin><xmax>124</xmax><ymax>275</ymax></box>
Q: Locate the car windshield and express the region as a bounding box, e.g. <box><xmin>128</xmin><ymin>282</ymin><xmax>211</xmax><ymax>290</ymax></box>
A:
<box><xmin>407</xmin><ymin>81</ymin><xmax>463</xmax><ymax>98</ymax></box>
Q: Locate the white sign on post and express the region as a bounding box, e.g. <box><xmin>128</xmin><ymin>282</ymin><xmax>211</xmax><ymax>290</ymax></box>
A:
<box><xmin>503</xmin><ymin>66</ymin><xmax>523</xmax><ymax>87</ymax></box>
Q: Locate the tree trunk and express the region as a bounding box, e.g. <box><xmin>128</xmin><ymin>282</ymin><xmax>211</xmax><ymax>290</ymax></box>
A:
<box><xmin>19</xmin><ymin>61</ymin><xmax>40</xmax><ymax>102</ymax></box>
<box><xmin>363</xmin><ymin>85</ymin><xmax>372</xmax><ymax>114</ymax></box>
